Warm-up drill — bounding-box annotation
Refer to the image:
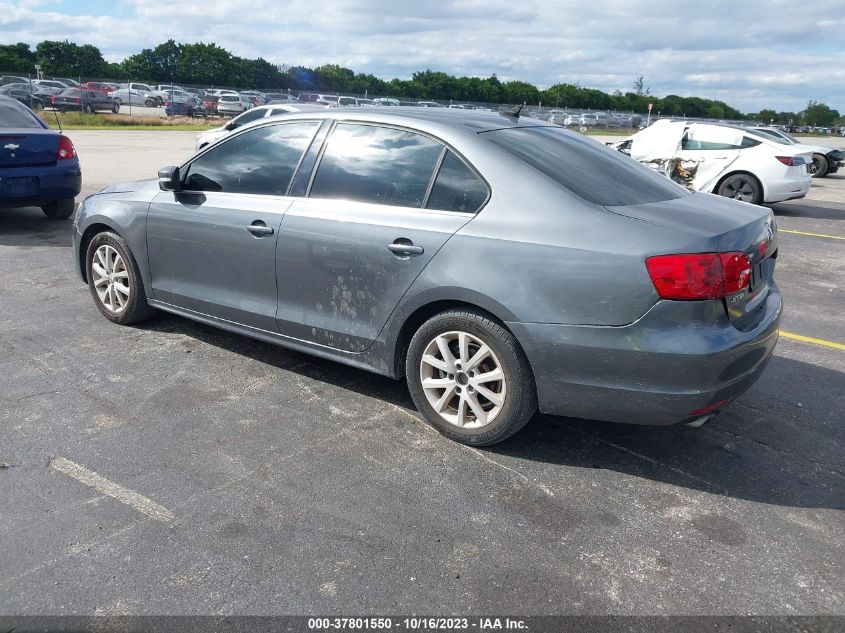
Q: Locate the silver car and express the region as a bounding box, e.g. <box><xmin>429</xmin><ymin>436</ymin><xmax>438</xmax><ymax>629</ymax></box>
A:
<box><xmin>73</xmin><ymin>109</ymin><xmax>781</xmax><ymax>446</ymax></box>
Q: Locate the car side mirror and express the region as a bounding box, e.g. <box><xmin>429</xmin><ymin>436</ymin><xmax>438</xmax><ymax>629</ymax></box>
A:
<box><xmin>225</xmin><ymin>122</ymin><xmax>238</xmax><ymax>131</ymax></box>
<box><xmin>158</xmin><ymin>165</ymin><xmax>181</xmax><ymax>191</ymax></box>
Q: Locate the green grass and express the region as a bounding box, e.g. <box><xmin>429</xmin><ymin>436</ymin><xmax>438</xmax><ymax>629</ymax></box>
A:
<box><xmin>43</xmin><ymin>111</ymin><xmax>219</xmax><ymax>131</ymax></box>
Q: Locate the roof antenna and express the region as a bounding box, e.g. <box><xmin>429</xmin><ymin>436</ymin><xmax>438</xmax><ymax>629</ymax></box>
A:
<box><xmin>51</xmin><ymin>106</ymin><xmax>62</xmax><ymax>133</ymax></box>
<box><xmin>500</xmin><ymin>104</ymin><xmax>523</xmax><ymax>120</ymax></box>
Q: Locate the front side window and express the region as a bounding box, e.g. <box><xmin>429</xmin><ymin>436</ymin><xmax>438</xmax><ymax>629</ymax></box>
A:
<box><xmin>182</xmin><ymin>121</ymin><xmax>320</xmax><ymax>195</ymax></box>
<box><xmin>309</xmin><ymin>123</ymin><xmax>443</xmax><ymax>208</ymax></box>
<box><xmin>426</xmin><ymin>151</ymin><xmax>488</xmax><ymax>213</ymax></box>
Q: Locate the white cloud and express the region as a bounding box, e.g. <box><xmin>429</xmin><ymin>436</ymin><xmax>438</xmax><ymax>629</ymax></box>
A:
<box><xmin>1</xmin><ymin>0</ymin><xmax>843</xmax><ymax>113</ymax></box>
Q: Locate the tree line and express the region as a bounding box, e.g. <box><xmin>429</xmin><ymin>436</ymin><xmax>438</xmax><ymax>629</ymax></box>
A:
<box><xmin>1</xmin><ymin>39</ymin><xmax>841</xmax><ymax>124</ymax></box>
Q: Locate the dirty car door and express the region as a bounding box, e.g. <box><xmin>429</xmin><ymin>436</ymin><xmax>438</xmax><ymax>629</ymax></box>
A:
<box><xmin>275</xmin><ymin>122</ymin><xmax>474</xmax><ymax>352</ymax></box>
<box><xmin>146</xmin><ymin>121</ymin><xmax>321</xmax><ymax>330</ymax></box>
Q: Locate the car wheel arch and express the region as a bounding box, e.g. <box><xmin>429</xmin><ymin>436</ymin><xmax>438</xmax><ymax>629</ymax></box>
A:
<box><xmin>391</xmin><ymin>298</ymin><xmax>527</xmax><ymax>379</ymax></box>
<box><xmin>712</xmin><ymin>170</ymin><xmax>765</xmax><ymax>202</ymax></box>
<box><xmin>78</xmin><ymin>222</ymin><xmax>124</xmax><ymax>283</ymax></box>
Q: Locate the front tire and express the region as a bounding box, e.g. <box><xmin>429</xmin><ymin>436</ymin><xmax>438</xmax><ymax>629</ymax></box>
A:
<box><xmin>406</xmin><ymin>309</ymin><xmax>537</xmax><ymax>446</ymax></box>
<box><xmin>82</xmin><ymin>104</ymin><xmax>93</xmax><ymax>114</ymax></box>
<box><xmin>716</xmin><ymin>173</ymin><xmax>763</xmax><ymax>205</ymax></box>
<box><xmin>41</xmin><ymin>198</ymin><xmax>75</xmax><ymax>220</ymax></box>
<box><xmin>811</xmin><ymin>154</ymin><xmax>829</xmax><ymax>178</ymax></box>
<box><xmin>85</xmin><ymin>232</ymin><xmax>155</xmax><ymax>325</ymax></box>
<box><xmin>112</xmin><ymin>101</ymin><xmax>120</xmax><ymax>114</ymax></box>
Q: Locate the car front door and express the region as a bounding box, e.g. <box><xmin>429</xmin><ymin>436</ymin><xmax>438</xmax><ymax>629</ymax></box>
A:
<box><xmin>146</xmin><ymin>120</ymin><xmax>322</xmax><ymax>331</ymax></box>
<box><xmin>275</xmin><ymin>122</ymin><xmax>487</xmax><ymax>352</ymax></box>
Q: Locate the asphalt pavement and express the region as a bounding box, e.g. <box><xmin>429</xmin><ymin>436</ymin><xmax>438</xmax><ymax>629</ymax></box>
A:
<box><xmin>0</xmin><ymin>130</ymin><xmax>842</xmax><ymax>616</ymax></box>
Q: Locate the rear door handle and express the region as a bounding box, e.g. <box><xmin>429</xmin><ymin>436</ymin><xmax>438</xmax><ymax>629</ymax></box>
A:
<box><xmin>247</xmin><ymin>221</ymin><xmax>274</xmax><ymax>237</ymax></box>
<box><xmin>388</xmin><ymin>241</ymin><xmax>424</xmax><ymax>256</ymax></box>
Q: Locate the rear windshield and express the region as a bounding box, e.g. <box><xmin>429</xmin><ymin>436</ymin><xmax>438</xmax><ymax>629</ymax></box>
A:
<box><xmin>0</xmin><ymin>102</ymin><xmax>43</xmax><ymax>128</ymax></box>
<box><xmin>483</xmin><ymin>126</ymin><xmax>689</xmax><ymax>206</ymax></box>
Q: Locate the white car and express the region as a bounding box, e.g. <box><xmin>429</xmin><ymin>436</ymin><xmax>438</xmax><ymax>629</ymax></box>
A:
<box><xmin>108</xmin><ymin>87</ymin><xmax>158</xmax><ymax>107</ymax></box>
<box><xmin>748</xmin><ymin>127</ymin><xmax>844</xmax><ymax>178</ymax></box>
<box><xmin>195</xmin><ymin>104</ymin><xmax>325</xmax><ymax>150</ymax></box>
<box><xmin>611</xmin><ymin>119</ymin><xmax>812</xmax><ymax>205</ymax></box>
<box><xmin>216</xmin><ymin>94</ymin><xmax>254</xmax><ymax>116</ymax></box>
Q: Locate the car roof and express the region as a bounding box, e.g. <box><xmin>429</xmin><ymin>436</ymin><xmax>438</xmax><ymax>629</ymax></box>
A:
<box><xmin>260</xmin><ymin>106</ymin><xmax>549</xmax><ymax>134</ymax></box>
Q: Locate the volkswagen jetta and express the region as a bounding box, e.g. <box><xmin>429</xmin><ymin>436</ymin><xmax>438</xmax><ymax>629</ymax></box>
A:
<box><xmin>72</xmin><ymin>108</ymin><xmax>781</xmax><ymax>445</ymax></box>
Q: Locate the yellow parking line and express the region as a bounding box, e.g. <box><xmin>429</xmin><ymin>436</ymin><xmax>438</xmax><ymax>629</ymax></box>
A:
<box><xmin>779</xmin><ymin>229</ymin><xmax>845</xmax><ymax>241</ymax></box>
<box><xmin>780</xmin><ymin>331</ymin><xmax>845</xmax><ymax>351</ymax></box>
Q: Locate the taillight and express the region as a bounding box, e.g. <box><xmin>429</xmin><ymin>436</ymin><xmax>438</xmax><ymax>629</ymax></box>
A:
<box><xmin>73</xmin><ymin>97</ymin><xmax>80</xmax><ymax>104</ymax></box>
<box><xmin>775</xmin><ymin>156</ymin><xmax>803</xmax><ymax>166</ymax></box>
<box><xmin>720</xmin><ymin>252</ymin><xmax>753</xmax><ymax>294</ymax></box>
<box><xmin>57</xmin><ymin>135</ymin><xmax>76</xmax><ymax>160</ymax></box>
<box><xmin>645</xmin><ymin>252</ymin><xmax>752</xmax><ymax>300</ymax></box>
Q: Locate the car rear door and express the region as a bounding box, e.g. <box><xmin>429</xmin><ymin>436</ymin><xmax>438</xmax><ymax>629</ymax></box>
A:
<box><xmin>676</xmin><ymin>124</ymin><xmax>742</xmax><ymax>191</ymax></box>
<box><xmin>146</xmin><ymin>120</ymin><xmax>322</xmax><ymax>331</ymax></box>
<box><xmin>275</xmin><ymin>122</ymin><xmax>483</xmax><ymax>352</ymax></box>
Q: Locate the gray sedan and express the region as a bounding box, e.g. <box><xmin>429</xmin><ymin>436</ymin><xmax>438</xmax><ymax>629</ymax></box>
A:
<box><xmin>72</xmin><ymin>109</ymin><xmax>781</xmax><ymax>445</ymax></box>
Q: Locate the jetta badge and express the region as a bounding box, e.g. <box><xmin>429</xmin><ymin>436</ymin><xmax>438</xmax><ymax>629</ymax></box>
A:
<box><xmin>4</xmin><ymin>143</ymin><xmax>19</xmax><ymax>150</ymax></box>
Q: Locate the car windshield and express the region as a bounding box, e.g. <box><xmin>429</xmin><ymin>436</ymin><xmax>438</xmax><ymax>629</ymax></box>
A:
<box><xmin>484</xmin><ymin>126</ymin><xmax>689</xmax><ymax>206</ymax></box>
<box><xmin>0</xmin><ymin>102</ymin><xmax>43</xmax><ymax>128</ymax></box>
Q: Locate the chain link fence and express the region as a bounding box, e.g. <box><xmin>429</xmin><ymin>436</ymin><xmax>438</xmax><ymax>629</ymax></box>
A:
<box><xmin>3</xmin><ymin>69</ymin><xmax>798</xmax><ymax>132</ymax></box>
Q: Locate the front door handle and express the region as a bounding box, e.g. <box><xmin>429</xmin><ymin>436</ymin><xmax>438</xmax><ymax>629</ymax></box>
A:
<box><xmin>388</xmin><ymin>241</ymin><xmax>424</xmax><ymax>256</ymax></box>
<box><xmin>247</xmin><ymin>221</ymin><xmax>274</xmax><ymax>237</ymax></box>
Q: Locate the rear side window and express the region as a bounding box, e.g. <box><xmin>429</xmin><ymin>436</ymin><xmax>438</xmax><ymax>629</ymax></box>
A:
<box><xmin>309</xmin><ymin>123</ymin><xmax>443</xmax><ymax>208</ymax></box>
<box><xmin>484</xmin><ymin>126</ymin><xmax>688</xmax><ymax>206</ymax></box>
<box><xmin>426</xmin><ymin>151</ymin><xmax>488</xmax><ymax>213</ymax></box>
<box><xmin>0</xmin><ymin>103</ymin><xmax>43</xmax><ymax>128</ymax></box>
<box><xmin>232</xmin><ymin>108</ymin><xmax>266</xmax><ymax>126</ymax></box>
<box><xmin>183</xmin><ymin>121</ymin><xmax>319</xmax><ymax>195</ymax></box>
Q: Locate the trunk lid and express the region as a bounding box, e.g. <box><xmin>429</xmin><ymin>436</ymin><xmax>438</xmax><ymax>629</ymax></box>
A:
<box><xmin>606</xmin><ymin>192</ymin><xmax>777</xmax><ymax>329</ymax></box>
<box><xmin>0</xmin><ymin>128</ymin><xmax>59</xmax><ymax>168</ymax></box>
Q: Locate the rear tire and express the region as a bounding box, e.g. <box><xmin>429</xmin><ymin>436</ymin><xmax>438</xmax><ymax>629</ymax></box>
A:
<box><xmin>85</xmin><ymin>231</ymin><xmax>155</xmax><ymax>325</ymax></box>
<box><xmin>41</xmin><ymin>198</ymin><xmax>75</xmax><ymax>220</ymax></box>
<box><xmin>406</xmin><ymin>309</ymin><xmax>537</xmax><ymax>446</ymax></box>
<box><xmin>112</xmin><ymin>101</ymin><xmax>120</xmax><ymax>114</ymax></box>
<box><xmin>716</xmin><ymin>173</ymin><xmax>763</xmax><ymax>205</ymax></box>
<box><xmin>144</xmin><ymin>99</ymin><xmax>155</xmax><ymax>108</ymax></box>
<box><xmin>82</xmin><ymin>104</ymin><xmax>93</xmax><ymax>114</ymax></box>
<box><xmin>811</xmin><ymin>154</ymin><xmax>829</xmax><ymax>178</ymax></box>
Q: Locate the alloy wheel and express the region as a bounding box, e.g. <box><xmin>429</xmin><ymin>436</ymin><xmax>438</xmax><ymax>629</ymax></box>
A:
<box><xmin>91</xmin><ymin>245</ymin><xmax>131</xmax><ymax>313</ymax></box>
<box><xmin>419</xmin><ymin>331</ymin><xmax>507</xmax><ymax>429</ymax></box>
<box><xmin>723</xmin><ymin>178</ymin><xmax>756</xmax><ymax>202</ymax></box>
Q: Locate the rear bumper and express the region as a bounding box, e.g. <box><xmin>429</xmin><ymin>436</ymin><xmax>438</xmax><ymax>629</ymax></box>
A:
<box><xmin>0</xmin><ymin>163</ymin><xmax>81</xmax><ymax>208</ymax></box>
<box><xmin>763</xmin><ymin>174</ymin><xmax>811</xmax><ymax>203</ymax></box>
<box><xmin>508</xmin><ymin>285</ymin><xmax>782</xmax><ymax>425</ymax></box>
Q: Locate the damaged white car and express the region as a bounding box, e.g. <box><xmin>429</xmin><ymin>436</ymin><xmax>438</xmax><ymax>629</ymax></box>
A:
<box><xmin>610</xmin><ymin>120</ymin><xmax>812</xmax><ymax>205</ymax></box>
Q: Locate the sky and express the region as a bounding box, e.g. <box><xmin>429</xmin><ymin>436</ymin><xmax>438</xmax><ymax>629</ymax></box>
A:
<box><xmin>2</xmin><ymin>0</ymin><xmax>844</xmax><ymax>113</ymax></box>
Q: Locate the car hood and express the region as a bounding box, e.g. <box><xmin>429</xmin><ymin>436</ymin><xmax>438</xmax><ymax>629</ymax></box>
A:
<box><xmin>93</xmin><ymin>179</ymin><xmax>158</xmax><ymax>196</ymax></box>
<box><xmin>791</xmin><ymin>142</ymin><xmax>843</xmax><ymax>156</ymax></box>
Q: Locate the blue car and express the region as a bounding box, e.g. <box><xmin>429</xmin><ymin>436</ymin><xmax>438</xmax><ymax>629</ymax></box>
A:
<box><xmin>0</xmin><ymin>95</ymin><xmax>81</xmax><ymax>219</ymax></box>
